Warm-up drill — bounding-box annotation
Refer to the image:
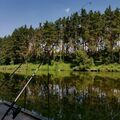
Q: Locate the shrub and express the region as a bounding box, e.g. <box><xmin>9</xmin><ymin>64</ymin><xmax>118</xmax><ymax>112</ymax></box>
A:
<box><xmin>73</xmin><ymin>50</ymin><xmax>94</xmax><ymax>70</ymax></box>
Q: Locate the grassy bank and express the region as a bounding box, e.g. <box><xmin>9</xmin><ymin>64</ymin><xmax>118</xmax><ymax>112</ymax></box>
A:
<box><xmin>0</xmin><ymin>63</ymin><xmax>120</xmax><ymax>76</ymax></box>
<box><xmin>90</xmin><ymin>63</ymin><xmax>120</xmax><ymax>72</ymax></box>
<box><xmin>0</xmin><ymin>62</ymin><xmax>72</xmax><ymax>76</ymax></box>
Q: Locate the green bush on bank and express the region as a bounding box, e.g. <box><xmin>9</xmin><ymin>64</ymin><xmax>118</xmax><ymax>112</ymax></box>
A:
<box><xmin>72</xmin><ymin>50</ymin><xmax>94</xmax><ymax>71</ymax></box>
<box><xmin>91</xmin><ymin>63</ymin><xmax>120</xmax><ymax>72</ymax></box>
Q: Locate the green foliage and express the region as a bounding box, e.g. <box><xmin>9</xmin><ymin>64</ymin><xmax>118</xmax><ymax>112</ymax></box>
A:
<box><xmin>0</xmin><ymin>6</ymin><xmax>120</xmax><ymax>66</ymax></box>
<box><xmin>91</xmin><ymin>63</ymin><xmax>120</xmax><ymax>72</ymax></box>
<box><xmin>73</xmin><ymin>50</ymin><xmax>93</xmax><ymax>70</ymax></box>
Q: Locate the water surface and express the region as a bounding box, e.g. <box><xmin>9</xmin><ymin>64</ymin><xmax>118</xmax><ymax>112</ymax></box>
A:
<box><xmin>0</xmin><ymin>72</ymin><xmax>120</xmax><ymax>120</ymax></box>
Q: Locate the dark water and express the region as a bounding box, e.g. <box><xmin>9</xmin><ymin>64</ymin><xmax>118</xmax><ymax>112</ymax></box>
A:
<box><xmin>0</xmin><ymin>72</ymin><xmax>120</xmax><ymax>120</ymax></box>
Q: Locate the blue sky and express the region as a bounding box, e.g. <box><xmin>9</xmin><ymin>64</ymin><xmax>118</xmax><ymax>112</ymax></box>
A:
<box><xmin>0</xmin><ymin>0</ymin><xmax>120</xmax><ymax>37</ymax></box>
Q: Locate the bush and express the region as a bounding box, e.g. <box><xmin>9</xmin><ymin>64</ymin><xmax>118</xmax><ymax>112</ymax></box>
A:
<box><xmin>73</xmin><ymin>50</ymin><xmax>94</xmax><ymax>70</ymax></box>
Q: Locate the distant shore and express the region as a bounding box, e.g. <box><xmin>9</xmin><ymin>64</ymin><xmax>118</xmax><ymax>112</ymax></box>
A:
<box><xmin>0</xmin><ymin>62</ymin><xmax>72</xmax><ymax>76</ymax></box>
<box><xmin>0</xmin><ymin>63</ymin><xmax>120</xmax><ymax>76</ymax></box>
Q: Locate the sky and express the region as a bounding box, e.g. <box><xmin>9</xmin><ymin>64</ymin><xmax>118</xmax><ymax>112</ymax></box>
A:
<box><xmin>0</xmin><ymin>0</ymin><xmax>120</xmax><ymax>37</ymax></box>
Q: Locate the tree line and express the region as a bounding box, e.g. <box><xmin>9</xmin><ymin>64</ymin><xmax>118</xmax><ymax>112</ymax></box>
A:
<box><xmin>0</xmin><ymin>6</ymin><xmax>120</xmax><ymax>67</ymax></box>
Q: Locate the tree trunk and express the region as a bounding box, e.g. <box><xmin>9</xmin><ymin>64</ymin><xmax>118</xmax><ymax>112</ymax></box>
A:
<box><xmin>119</xmin><ymin>49</ymin><xmax>120</xmax><ymax>64</ymax></box>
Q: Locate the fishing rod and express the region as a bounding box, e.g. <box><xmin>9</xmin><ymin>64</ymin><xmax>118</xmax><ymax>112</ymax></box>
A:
<box><xmin>1</xmin><ymin>61</ymin><xmax>43</xmax><ymax>120</ymax></box>
<box><xmin>1</xmin><ymin>48</ymin><xmax>50</xmax><ymax>120</ymax></box>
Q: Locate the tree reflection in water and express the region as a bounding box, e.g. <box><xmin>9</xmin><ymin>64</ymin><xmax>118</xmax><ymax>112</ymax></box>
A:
<box><xmin>0</xmin><ymin>72</ymin><xmax>120</xmax><ymax>120</ymax></box>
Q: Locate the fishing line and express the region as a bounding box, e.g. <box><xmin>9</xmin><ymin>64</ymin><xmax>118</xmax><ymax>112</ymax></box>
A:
<box><xmin>1</xmin><ymin>47</ymin><xmax>50</xmax><ymax>120</ymax></box>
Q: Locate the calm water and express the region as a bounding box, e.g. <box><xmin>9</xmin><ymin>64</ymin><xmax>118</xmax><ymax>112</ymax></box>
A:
<box><xmin>0</xmin><ymin>72</ymin><xmax>120</xmax><ymax>120</ymax></box>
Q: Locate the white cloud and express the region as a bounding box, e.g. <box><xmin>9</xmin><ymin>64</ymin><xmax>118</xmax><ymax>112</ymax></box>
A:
<box><xmin>65</xmin><ymin>8</ymin><xmax>70</xmax><ymax>13</ymax></box>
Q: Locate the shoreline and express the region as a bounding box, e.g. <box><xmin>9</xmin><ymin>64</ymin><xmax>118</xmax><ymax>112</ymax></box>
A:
<box><xmin>0</xmin><ymin>63</ymin><xmax>120</xmax><ymax>76</ymax></box>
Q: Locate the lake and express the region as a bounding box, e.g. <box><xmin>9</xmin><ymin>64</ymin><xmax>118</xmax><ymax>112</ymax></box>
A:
<box><xmin>0</xmin><ymin>72</ymin><xmax>120</xmax><ymax>120</ymax></box>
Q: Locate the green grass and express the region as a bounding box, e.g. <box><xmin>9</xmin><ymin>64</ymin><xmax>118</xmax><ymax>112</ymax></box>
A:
<box><xmin>0</xmin><ymin>63</ymin><xmax>120</xmax><ymax>76</ymax></box>
<box><xmin>0</xmin><ymin>62</ymin><xmax>72</xmax><ymax>76</ymax></box>
<box><xmin>90</xmin><ymin>63</ymin><xmax>120</xmax><ymax>72</ymax></box>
